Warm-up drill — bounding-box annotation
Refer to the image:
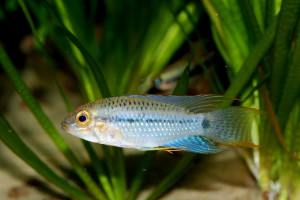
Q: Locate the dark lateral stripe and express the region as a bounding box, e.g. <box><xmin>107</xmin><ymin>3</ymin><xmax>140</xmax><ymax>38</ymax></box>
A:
<box><xmin>114</xmin><ymin>116</ymin><xmax>196</xmax><ymax>124</ymax></box>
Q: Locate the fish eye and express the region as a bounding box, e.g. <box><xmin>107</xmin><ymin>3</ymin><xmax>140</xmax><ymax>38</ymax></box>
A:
<box><xmin>153</xmin><ymin>78</ymin><xmax>162</xmax><ymax>86</ymax></box>
<box><xmin>75</xmin><ymin>110</ymin><xmax>90</xmax><ymax>125</ymax></box>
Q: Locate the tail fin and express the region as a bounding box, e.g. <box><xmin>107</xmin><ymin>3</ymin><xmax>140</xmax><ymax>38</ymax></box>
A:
<box><xmin>201</xmin><ymin>107</ymin><xmax>260</xmax><ymax>148</ymax></box>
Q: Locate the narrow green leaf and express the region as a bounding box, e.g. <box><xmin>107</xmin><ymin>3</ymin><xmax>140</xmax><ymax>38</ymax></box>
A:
<box><xmin>201</xmin><ymin>0</ymin><xmax>225</xmax><ymax>44</ymax></box>
<box><xmin>270</xmin><ymin>0</ymin><xmax>300</xmax><ymax>109</ymax></box>
<box><xmin>101</xmin><ymin>146</ymin><xmax>121</xmax><ymax>199</ymax></box>
<box><xmin>145</xmin><ymin>153</ymin><xmax>195</xmax><ymax>200</ymax></box>
<box><xmin>0</xmin><ymin>43</ymin><xmax>106</xmax><ymax>200</ymax></box>
<box><xmin>43</xmin><ymin>5</ymin><xmax>127</xmax><ymax>199</ymax></box>
<box><xmin>57</xmin><ymin>26</ymin><xmax>111</xmax><ymax>98</ymax></box>
<box><xmin>211</xmin><ymin>0</ymin><xmax>250</xmax><ymax>60</ymax></box>
<box><xmin>127</xmin><ymin>152</ymin><xmax>156</xmax><ymax>200</ymax></box>
<box><xmin>210</xmin><ymin>25</ymin><xmax>233</xmax><ymax>80</ymax></box>
<box><xmin>128</xmin><ymin>61</ymin><xmax>192</xmax><ymax>200</ymax></box>
<box><xmin>276</xmin><ymin>20</ymin><xmax>300</xmax><ymax>130</ymax></box>
<box><xmin>146</xmin><ymin>56</ymin><xmax>195</xmax><ymax>200</ymax></box>
<box><xmin>128</xmin><ymin>1</ymin><xmax>199</xmax><ymax>94</ymax></box>
<box><xmin>265</xmin><ymin>0</ymin><xmax>276</xmax><ymax>26</ymax></box>
<box><xmin>19</xmin><ymin>3</ymin><xmax>115</xmax><ymax>199</ymax></box>
<box><xmin>169</xmin><ymin>2</ymin><xmax>219</xmax><ymax>94</ymax></box>
<box><xmin>182</xmin><ymin>5</ymin><xmax>224</xmax><ymax>93</ymax></box>
<box><xmin>43</xmin><ymin>0</ymin><xmax>111</xmax><ymax>98</ymax></box>
<box><xmin>265</xmin><ymin>0</ymin><xmax>281</xmax><ymax>26</ymax></box>
<box><xmin>53</xmin><ymin>0</ymin><xmax>90</xmax><ymax>46</ymax></box>
<box><xmin>114</xmin><ymin>148</ymin><xmax>127</xmax><ymax>200</ymax></box>
<box><xmin>251</xmin><ymin>0</ymin><xmax>266</xmax><ymax>31</ymax></box>
<box><xmin>202</xmin><ymin>0</ymin><xmax>249</xmax><ymax>71</ymax></box>
<box><xmin>83</xmin><ymin>142</ymin><xmax>115</xmax><ymax>200</ymax></box>
<box><xmin>173</xmin><ymin>61</ymin><xmax>190</xmax><ymax>95</ymax></box>
<box><xmin>224</xmin><ymin>18</ymin><xmax>277</xmax><ymax>102</ymax></box>
<box><xmin>239</xmin><ymin>0</ymin><xmax>262</xmax><ymax>42</ymax></box>
<box><xmin>18</xmin><ymin>0</ymin><xmax>72</xmax><ymax>112</ymax></box>
<box><xmin>0</xmin><ymin>114</ymin><xmax>91</xmax><ymax>200</ymax></box>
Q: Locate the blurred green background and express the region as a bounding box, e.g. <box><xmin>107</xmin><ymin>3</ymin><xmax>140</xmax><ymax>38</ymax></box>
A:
<box><xmin>0</xmin><ymin>0</ymin><xmax>299</xmax><ymax>199</ymax></box>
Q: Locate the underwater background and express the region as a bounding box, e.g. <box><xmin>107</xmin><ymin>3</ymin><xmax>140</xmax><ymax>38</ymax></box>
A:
<box><xmin>0</xmin><ymin>0</ymin><xmax>299</xmax><ymax>199</ymax></box>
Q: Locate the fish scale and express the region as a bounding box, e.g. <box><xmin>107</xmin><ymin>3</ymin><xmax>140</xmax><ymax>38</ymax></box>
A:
<box><xmin>103</xmin><ymin>98</ymin><xmax>198</xmax><ymax>147</ymax></box>
<box><xmin>61</xmin><ymin>94</ymin><xmax>260</xmax><ymax>153</ymax></box>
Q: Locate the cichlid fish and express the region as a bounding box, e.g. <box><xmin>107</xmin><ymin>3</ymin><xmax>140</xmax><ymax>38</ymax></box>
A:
<box><xmin>61</xmin><ymin>95</ymin><xmax>259</xmax><ymax>153</ymax></box>
<box><xmin>152</xmin><ymin>51</ymin><xmax>214</xmax><ymax>91</ymax></box>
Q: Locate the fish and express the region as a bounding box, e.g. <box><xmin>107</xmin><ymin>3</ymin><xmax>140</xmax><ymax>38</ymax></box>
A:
<box><xmin>152</xmin><ymin>59</ymin><xmax>197</xmax><ymax>91</ymax></box>
<box><xmin>61</xmin><ymin>94</ymin><xmax>260</xmax><ymax>153</ymax></box>
<box><xmin>152</xmin><ymin>51</ymin><xmax>214</xmax><ymax>91</ymax></box>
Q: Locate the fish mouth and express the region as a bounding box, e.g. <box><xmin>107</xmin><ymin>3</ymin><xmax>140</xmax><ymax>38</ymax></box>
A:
<box><xmin>61</xmin><ymin>122</ymin><xmax>70</xmax><ymax>131</ymax></box>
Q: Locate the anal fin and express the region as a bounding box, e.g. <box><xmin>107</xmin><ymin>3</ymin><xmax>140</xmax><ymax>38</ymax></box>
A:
<box><xmin>137</xmin><ymin>146</ymin><xmax>187</xmax><ymax>152</ymax></box>
<box><xmin>160</xmin><ymin>136</ymin><xmax>222</xmax><ymax>154</ymax></box>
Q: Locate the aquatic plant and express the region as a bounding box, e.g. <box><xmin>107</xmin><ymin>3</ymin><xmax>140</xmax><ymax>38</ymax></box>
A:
<box><xmin>203</xmin><ymin>0</ymin><xmax>300</xmax><ymax>199</ymax></box>
<box><xmin>0</xmin><ymin>0</ymin><xmax>299</xmax><ymax>199</ymax></box>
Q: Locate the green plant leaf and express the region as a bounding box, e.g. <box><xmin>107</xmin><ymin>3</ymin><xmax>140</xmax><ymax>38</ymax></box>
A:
<box><xmin>127</xmin><ymin>151</ymin><xmax>156</xmax><ymax>200</ymax></box>
<box><xmin>18</xmin><ymin>0</ymin><xmax>72</xmax><ymax>112</ymax></box>
<box><xmin>83</xmin><ymin>141</ymin><xmax>115</xmax><ymax>200</ymax></box>
<box><xmin>239</xmin><ymin>0</ymin><xmax>262</xmax><ymax>42</ymax></box>
<box><xmin>203</xmin><ymin>0</ymin><xmax>250</xmax><ymax>70</ymax></box>
<box><xmin>44</xmin><ymin>0</ymin><xmax>111</xmax><ymax>98</ymax></box>
<box><xmin>270</xmin><ymin>0</ymin><xmax>300</xmax><ymax>109</ymax></box>
<box><xmin>169</xmin><ymin>2</ymin><xmax>219</xmax><ymax>94</ymax></box>
<box><xmin>0</xmin><ymin>114</ymin><xmax>91</xmax><ymax>200</ymax></box>
<box><xmin>0</xmin><ymin>43</ymin><xmax>106</xmax><ymax>200</ymax></box>
<box><xmin>224</xmin><ymin>18</ymin><xmax>277</xmax><ymax>101</ymax></box>
<box><xmin>276</xmin><ymin>20</ymin><xmax>300</xmax><ymax>131</ymax></box>
<box><xmin>125</xmin><ymin>1</ymin><xmax>200</xmax><ymax>94</ymax></box>
<box><xmin>146</xmin><ymin>153</ymin><xmax>195</xmax><ymax>200</ymax></box>
<box><xmin>173</xmin><ymin>62</ymin><xmax>190</xmax><ymax>95</ymax></box>
<box><xmin>42</xmin><ymin>4</ymin><xmax>128</xmax><ymax>199</ymax></box>
<box><xmin>145</xmin><ymin>57</ymin><xmax>195</xmax><ymax>200</ymax></box>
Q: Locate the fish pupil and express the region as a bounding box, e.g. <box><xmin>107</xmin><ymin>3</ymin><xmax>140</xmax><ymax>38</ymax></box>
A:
<box><xmin>79</xmin><ymin>115</ymin><xmax>87</xmax><ymax>122</ymax></box>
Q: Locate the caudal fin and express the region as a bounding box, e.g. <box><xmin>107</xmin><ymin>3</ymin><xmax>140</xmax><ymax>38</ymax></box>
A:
<box><xmin>201</xmin><ymin>107</ymin><xmax>260</xmax><ymax>148</ymax></box>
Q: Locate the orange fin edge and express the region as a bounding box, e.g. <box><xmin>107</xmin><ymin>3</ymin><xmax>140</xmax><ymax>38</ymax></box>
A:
<box><xmin>138</xmin><ymin>146</ymin><xmax>187</xmax><ymax>153</ymax></box>
<box><xmin>220</xmin><ymin>141</ymin><xmax>260</xmax><ymax>148</ymax></box>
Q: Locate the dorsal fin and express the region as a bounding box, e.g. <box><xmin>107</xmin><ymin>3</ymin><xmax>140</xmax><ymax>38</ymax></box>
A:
<box><xmin>126</xmin><ymin>94</ymin><xmax>237</xmax><ymax>113</ymax></box>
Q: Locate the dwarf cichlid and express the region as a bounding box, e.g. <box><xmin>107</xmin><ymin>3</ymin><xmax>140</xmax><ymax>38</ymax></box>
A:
<box><xmin>61</xmin><ymin>94</ymin><xmax>259</xmax><ymax>153</ymax></box>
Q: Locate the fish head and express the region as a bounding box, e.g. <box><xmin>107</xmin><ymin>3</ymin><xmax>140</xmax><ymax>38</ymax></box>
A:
<box><xmin>61</xmin><ymin>103</ymin><xmax>103</xmax><ymax>143</ymax></box>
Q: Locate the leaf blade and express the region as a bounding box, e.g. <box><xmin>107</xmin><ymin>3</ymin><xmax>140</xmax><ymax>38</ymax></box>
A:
<box><xmin>0</xmin><ymin>114</ymin><xmax>91</xmax><ymax>200</ymax></box>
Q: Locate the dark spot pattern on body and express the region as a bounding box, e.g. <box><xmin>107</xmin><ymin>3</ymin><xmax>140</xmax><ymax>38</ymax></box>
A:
<box><xmin>202</xmin><ymin>119</ymin><xmax>211</xmax><ymax>129</ymax></box>
<box><xmin>112</xmin><ymin>116</ymin><xmax>196</xmax><ymax>124</ymax></box>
